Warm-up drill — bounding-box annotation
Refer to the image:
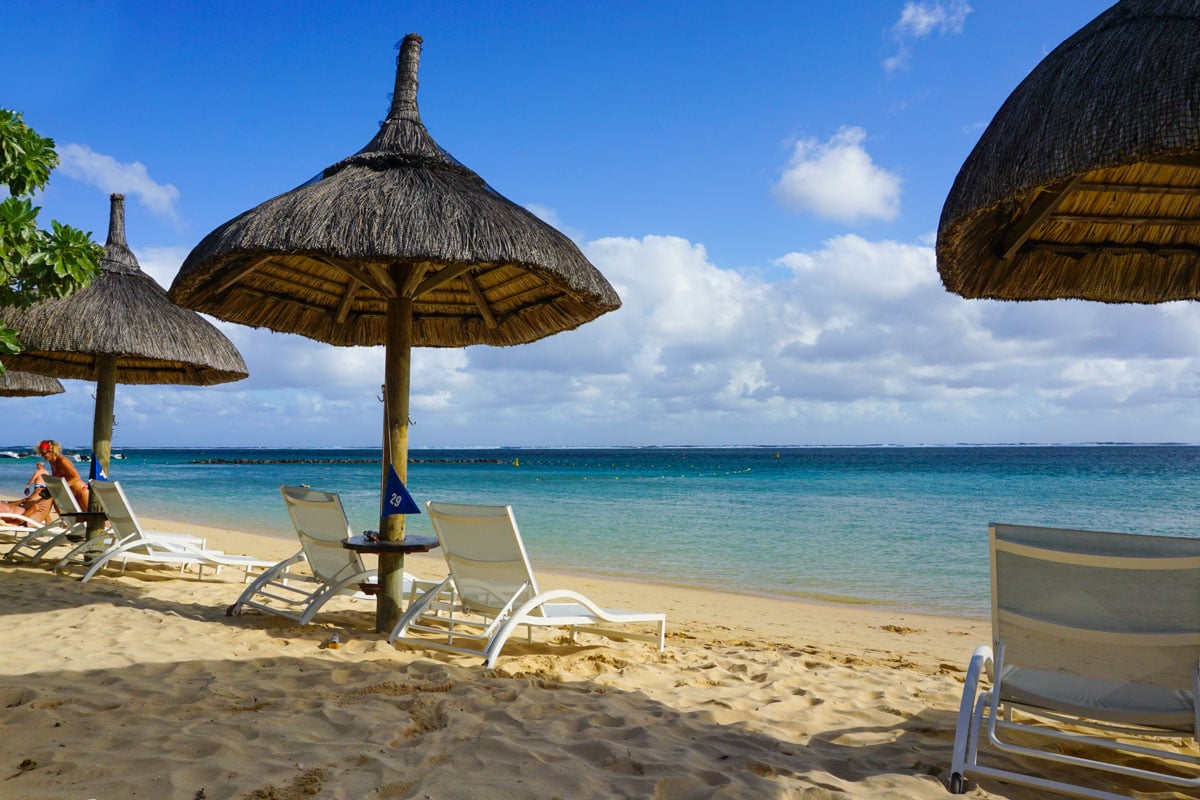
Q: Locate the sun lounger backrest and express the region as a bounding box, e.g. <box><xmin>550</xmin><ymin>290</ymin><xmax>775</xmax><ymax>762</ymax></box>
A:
<box><xmin>426</xmin><ymin>502</ymin><xmax>541</xmax><ymax>617</ymax></box>
<box><xmin>280</xmin><ymin>486</ymin><xmax>365</xmax><ymax>584</ymax></box>
<box><xmin>44</xmin><ymin>476</ymin><xmax>80</xmax><ymax>515</ymax></box>
<box><xmin>991</xmin><ymin>523</ymin><xmax>1200</xmax><ymax>691</ymax></box>
<box><xmin>92</xmin><ymin>481</ymin><xmax>143</xmax><ymax>542</ymax></box>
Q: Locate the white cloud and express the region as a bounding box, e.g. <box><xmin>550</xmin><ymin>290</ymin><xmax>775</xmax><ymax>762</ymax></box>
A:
<box><xmin>885</xmin><ymin>1</ymin><xmax>972</xmax><ymax>73</ymax></box>
<box><xmin>779</xmin><ymin>233</ymin><xmax>934</xmax><ymax>299</ymax></box>
<box><xmin>894</xmin><ymin>1</ymin><xmax>970</xmax><ymax>38</ymax></box>
<box><xmin>524</xmin><ymin>203</ymin><xmax>586</xmax><ymax>246</ymax></box>
<box><xmin>14</xmin><ymin>232</ymin><xmax>1200</xmax><ymax>448</ymax></box>
<box><xmin>883</xmin><ymin>50</ymin><xmax>911</xmax><ymax>73</ymax></box>
<box><xmin>57</xmin><ymin>143</ymin><xmax>181</xmax><ymax>221</ymax></box>
<box><xmin>773</xmin><ymin>127</ymin><xmax>901</xmax><ymax>223</ymax></box>
<box><xmin>138</xmin><ymin>245</ymin><xmax>190</xmax><ymax>289</ymax></box>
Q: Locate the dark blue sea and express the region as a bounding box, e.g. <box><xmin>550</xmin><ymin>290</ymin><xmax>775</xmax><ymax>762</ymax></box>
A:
<box><xmin>4</xmin><ymin>445</ymin><xmax>1198</xmax><ymax>616</ymax></box>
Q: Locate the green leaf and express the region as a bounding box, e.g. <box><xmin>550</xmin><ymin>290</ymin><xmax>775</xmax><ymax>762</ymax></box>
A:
<box><xmin>0</xmin><ymin>326</ymin><xmax>20</xmax><ymax>358</ymax></box>
<box><xmin>0</xmin><ymin>109</ymin><xmax>56</xmax><ymax>196</ymax></box>
<box><xmin>0</xmin><ymin>109</ymin><xmax>102</xmax><ymax>316</ymax></box>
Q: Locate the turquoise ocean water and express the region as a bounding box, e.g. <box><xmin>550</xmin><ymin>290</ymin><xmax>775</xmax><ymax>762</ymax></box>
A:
<box><xmin>3</xmin><ymin>445</ymin><xmax>1198</xmax><ymax>617</ymax></box>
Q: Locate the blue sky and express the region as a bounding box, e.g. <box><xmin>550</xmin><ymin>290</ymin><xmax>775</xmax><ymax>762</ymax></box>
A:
<box><xmin>12</xmin><ymin>0</ymin><xmax>1189</xmax><ymax>449</ymax></box>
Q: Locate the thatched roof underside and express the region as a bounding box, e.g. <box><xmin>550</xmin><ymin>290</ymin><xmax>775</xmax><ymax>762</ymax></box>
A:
<box><xmin>937</xmin><ymin>0</ymin><xmax>1200</xmax><ymax>303</ymax></box>
<box><xmin>170</xmin><ymin>33</ymin><xmax>619</xmax><ymax>347</ymax></box>
<box><xmin>0</xmin><ymin>370</ymin><xmax>64</xmax><ymax>397</ymax></box>
<box><xmin>1</xmin><ymin>195</ymin><xmax>248</xmax><ymax>385</ymax></box>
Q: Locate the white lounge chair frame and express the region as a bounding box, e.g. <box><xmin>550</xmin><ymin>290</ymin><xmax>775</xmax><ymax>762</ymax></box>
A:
<box><xmin>228</xmin><ymin>485</ymin><xmax>415</xmax><ymax>625</ymax></box>
<box><xmin>1</xmin><ymin>476</ymin><xmax>67</xmax><ymax>539</ymax></box>
<box><xmin>8</xmin><ymin>477</ymin><xmax>209</xmax><ymax>565</ymax></box>
<box><xmin>951</xmin><ymin>522</ymin><xmax>1200</xmax><ymax>799</ymax></box>
<box><xmin>1</xmin><ymin>510</ymin><xmax>47</xmax><ymax>536</ymax></box>
<box><xmin>5</xmin><ymin>477</ymin><xmax>88</xmax><ymax>563</ymax></box>
<box><xmin>54</xmin><ymin>481</ymin><xmax>271</xmax><ymax>583</ymax></box>
<box><xmin>389</xmin><ymin>501</ymin><xmax>666</xmax><ymax>667</ymax></box>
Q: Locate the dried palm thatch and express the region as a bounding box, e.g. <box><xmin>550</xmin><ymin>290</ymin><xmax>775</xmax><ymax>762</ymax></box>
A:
<box><xmin>938</xmin><ymin>0</ymin><xmax>1200</xmax><ymax>303</ymax></box>
<box><xmin>1</xmin><ymin>195</ymin><xmax>248</xmax><ymax>385</ymax></box>
<box><xmin>170</xmin><ymin>33</ymin><xmax>619</xmax><ymax>347</ymax></box>
<box><xmin>0</xmin><ymin>371</ymin><xmax>64</xmax><ymax>397</ymax></box>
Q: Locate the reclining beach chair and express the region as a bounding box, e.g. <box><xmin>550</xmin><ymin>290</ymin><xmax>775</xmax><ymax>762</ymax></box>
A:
<box><xmin>4</xmin><ymin>477</ymin><xmax>88</xmax><ymax>561</ymax></box>
<box><xmin>8</xmin><ymin>477</ymin><xmax>208</xmax><ymax>565</ymax></box>
<box><xmin>950</xmin><ymin>522</ymin><xmax>1200</xmax><ymax>799</ymax></box>
<box><xmin>227</xmin><ymin>485</ymin><xmax>416</xmax><ymax>625</ymax></box>
<box><xmin>54</xmin><ymin>481</ymin><xmax>272</xmax><ymax>583</ymax></box>
<box><xmin>0</xmin><ymin>509</ymin><xmax>47</xmax><ymax>537</ymax></box>
<box><xmin>389</xmin><ymin>501</ymin><xmax>666</xmax><ymax>667</ymax></box>
<box><xmin>1</xmin><ymin>476</ymin><xmax>74</xmax><ymax>542</ymax></box>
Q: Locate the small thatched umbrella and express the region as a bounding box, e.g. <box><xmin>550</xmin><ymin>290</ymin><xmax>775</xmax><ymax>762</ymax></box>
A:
<box><xmin>937</xmin><ymin>0</ymin><xmax>1200</xmax><ymax>302</ymax></box>
<box><xmin>1</xmin><ymin>194</ymin><xmax>248</xmax><ymax>520</ymax></box>
<box><xmin>0</xmin><ymin>371</ymin><xmax>64</xmax><ymax>398</ymax></box>
<box><xmin>170</xmin><ymin>33</ymin><xmax>620</xmax><ymax>631</ymax></box>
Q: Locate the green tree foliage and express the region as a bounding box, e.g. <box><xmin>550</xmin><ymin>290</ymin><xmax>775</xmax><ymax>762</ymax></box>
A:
<box><xmin>0</xmin><ymin>108</ymin><xmax>103</xmax><ymax>365</ymax></box>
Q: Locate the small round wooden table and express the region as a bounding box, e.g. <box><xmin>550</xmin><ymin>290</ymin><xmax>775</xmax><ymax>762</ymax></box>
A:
<box><xmin>341</xmin><ymin>535</ymin><xmax>440</xmax><ymax>631</ymax></box>
<box><xmin>341</xmin><ymin>534</ymin><xmax>439</xmax><ymax>554</ymax></box>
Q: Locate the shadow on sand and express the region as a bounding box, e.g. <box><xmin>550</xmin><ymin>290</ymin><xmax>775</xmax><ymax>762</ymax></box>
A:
<box><xmin>0</xmin><ymin>563</ymin><xmax>1186</xmax><ymax>799</ymax></box>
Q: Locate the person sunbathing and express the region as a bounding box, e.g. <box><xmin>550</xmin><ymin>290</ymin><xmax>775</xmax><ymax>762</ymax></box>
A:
<box><xmin>1</xmin><ymin>462</ymin><xmax>54</xmax><ymax>525</ymax></box>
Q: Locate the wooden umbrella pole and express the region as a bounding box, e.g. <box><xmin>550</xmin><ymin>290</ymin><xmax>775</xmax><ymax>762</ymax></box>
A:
<box><xmin>379</xmin><ymin>382</ymin><xmax>388</xmax><ymax>524</ymax></box>
<box><xmin>377</xmin><ymin>291</ymin><xmax>413</xmax><ymax>632</ymax></box>
<box><xmin>88</xmin><ymin>354</ymin><xmax>118</xmax><ymax>538</ymax></box>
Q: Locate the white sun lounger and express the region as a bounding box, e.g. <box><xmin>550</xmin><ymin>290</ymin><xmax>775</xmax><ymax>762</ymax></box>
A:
<box><xmin>227</xmin><ymin>485</ymin><xmax>417</xmax><ymax>625</ymax></box>
<box><xmin>4</xmin><ymin>477</ymin><xmax>87</xmax><ymax>562</ymax></box>
<box><xmin>1</xmin><ymin>476</ymin><xmax>62</xmax><ymax>540</ymax></box>
<box><xmin>7</xmin><ymin>477</ymin><xmax>207</xmax><ymax>564</ymax></box>
<box><xmin>389</xmin><ymin>501</ymin><xmax>666</xmax><ymax>667</ymax></box>
<box><xmin>950</xmin><ymin>522</ymin><xmax>1200</xmax><ymax>799</ymax></box>
<box><xmin>54</xmin><ymin>481</ymin><xmax>272</xmax><ymax>583</ymax></box>
<box><xmin>1</xmin><ymin>510</ymin><xmax>54</xmax><ymax>537</ymax></box>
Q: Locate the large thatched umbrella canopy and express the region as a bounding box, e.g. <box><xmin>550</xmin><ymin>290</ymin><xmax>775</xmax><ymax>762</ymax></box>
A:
<box><xmin>170</xmin><ymin>35</ymin><xmax>618</xmax><ymax>347</ymax></box>
<box><xmin>170</xmin><ymin>33</ymin><xmax>619</xmax><ymax>631</ymax></box>
<box><xmin>1</xmin><ymin>193</ymin><xmax>248</xmax><ymax>480</ymax></box>
<box><xmin>937</xmin><ymin>0</ymin><xmax>1200</xmax><ymax>302</ymax></box>
<box><xmin>0</xmin><ymin>371</ymin><xmax>63</xmax><ymax>398</ymax></box>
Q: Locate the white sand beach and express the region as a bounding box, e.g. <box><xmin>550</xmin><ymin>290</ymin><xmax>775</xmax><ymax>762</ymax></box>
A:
<box><xmin>0</xmin><ymin>517</ymin><xmax>1190</xmax><ymax>799</ymax></box>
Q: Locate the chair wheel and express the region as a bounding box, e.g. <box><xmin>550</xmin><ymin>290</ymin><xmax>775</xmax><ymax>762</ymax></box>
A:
<box><xmin>949</xmin><ymin>773</ymin><xmax>965</xmax><ymax>794</ymax></box>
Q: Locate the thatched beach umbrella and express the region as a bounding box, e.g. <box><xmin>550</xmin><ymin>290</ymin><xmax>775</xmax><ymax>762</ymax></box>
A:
<box><xmin>937</xmin><ymin>0</ymin><xmax>1200</xmax><ymax>303</ymax></box>
<box><xmin>170</xmin><ymin>33</ymin><xmax>620</xmax><ymax>631</ymax></box>
<box><xmin>0</xmin><ymin>371</ymin><xmax>64</xmax><ymax>398</ymax></box>
<box><xmin>0</xmin><ymin>193</ymin><xmax>248</xmax><ymax>491</ymax></box>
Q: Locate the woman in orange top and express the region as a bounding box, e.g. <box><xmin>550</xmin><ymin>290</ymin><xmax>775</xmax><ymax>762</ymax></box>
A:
<box><xmin>37</xmin><ymin>440</ymin><xmax>88</xmax><ymax>510</ymax></box>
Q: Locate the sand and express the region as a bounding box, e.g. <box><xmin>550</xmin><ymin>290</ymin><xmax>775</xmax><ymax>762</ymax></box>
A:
<box><xmin>0</xmin><ymin>516</ymin><xmax>1191</xmax><ymax>799</ymax></box>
